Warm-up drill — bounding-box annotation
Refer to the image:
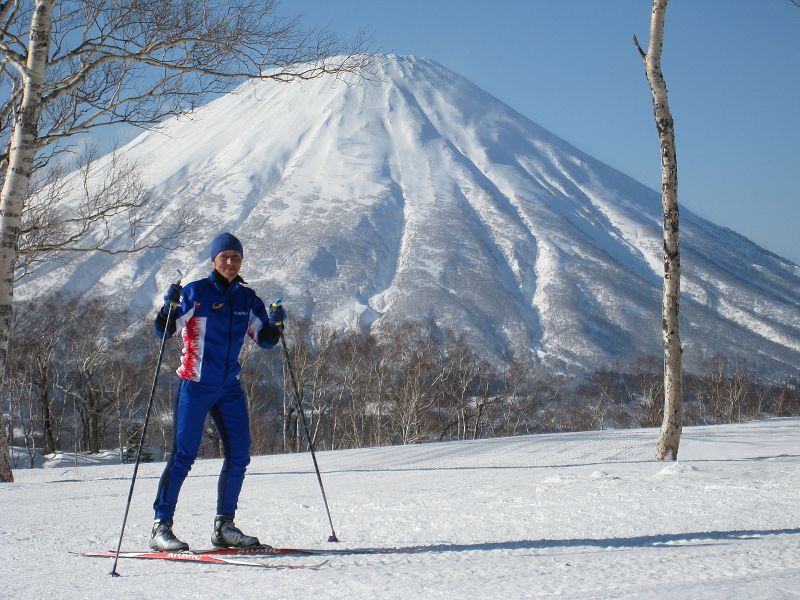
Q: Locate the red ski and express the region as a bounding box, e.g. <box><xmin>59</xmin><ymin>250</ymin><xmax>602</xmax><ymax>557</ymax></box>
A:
<box><xmin>183</xmin><ymin>546</ymin><xmax>326</xmax><ymax>556</ymax></box>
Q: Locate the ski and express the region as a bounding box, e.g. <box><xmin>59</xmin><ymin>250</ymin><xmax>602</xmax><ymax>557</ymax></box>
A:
<box><xmin>90</xmin><ymin>547</ymin><xmax>316</xmax><ymax>558</ymax></box>
<box><xmin>189</xmin><ymin>545</ymin><xmax>415</xmax><ymax>556</ymax></box>
<box><xmin>182</xmin><ymin>546</ymin><xmax>329</xmax><ymax>556</ymax></box>
<box><xmin>78</xmin><ymin>550</ymin><xmax>326</xmax><ymax>570</ymax></box>
<box><xmin>92</xmin><ymin>544</ymin><xmax>416</xmax><ymax>558</ymax></box>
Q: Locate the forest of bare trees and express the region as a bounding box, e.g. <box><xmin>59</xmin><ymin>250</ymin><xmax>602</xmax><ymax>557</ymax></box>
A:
<box><xmin>2</xmin><ymin>297</ymin><xmax>798</xmax><ymax>468</ymax></box>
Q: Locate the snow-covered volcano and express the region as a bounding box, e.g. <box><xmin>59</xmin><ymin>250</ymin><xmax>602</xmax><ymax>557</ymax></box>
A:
<box><xmin>20</xmin><ymin>55</ymin><xmax>800</xmax><ymax>376</ymax></box>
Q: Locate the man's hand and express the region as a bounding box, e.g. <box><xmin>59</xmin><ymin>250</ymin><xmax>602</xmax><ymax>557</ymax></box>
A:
<box><xmin>163</xmin><ymin>283</ymin><xmax>182</xmax><ymax>308</ymax></box>
<box><xmin>269</xmin><ymin>300</ymin><xmax>286</xmax><ymax>329</ymax></box>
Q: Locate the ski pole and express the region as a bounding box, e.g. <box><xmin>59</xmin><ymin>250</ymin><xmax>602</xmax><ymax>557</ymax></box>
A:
<box><xmin>110</xmin><ymin>270</ymin><xmax>182</xmax><ymax>577</ymax></box>
<box><xmin>272</xmin><ymin>300</ymin><xmax>339</xmax><ymax>543</ymax></box>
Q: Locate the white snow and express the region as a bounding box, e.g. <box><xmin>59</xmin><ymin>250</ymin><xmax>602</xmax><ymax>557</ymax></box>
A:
<box><xmin>3</xmin><ymin>418</ymin><xmax>800</xmax><ymax>599</ymax></box>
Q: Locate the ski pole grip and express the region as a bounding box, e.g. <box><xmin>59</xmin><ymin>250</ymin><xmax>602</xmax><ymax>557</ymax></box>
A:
<box><xmin>270</xmin><ymin>298</ymin><xmax>284</xmax><ymax>330</ymax></box>
<box><xmin>168</xmin><ymin>269</ymin><xmax>184</xmax><ymax>308</ymax></box>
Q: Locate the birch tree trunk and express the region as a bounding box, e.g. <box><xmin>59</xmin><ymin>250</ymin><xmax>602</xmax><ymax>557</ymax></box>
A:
<box><xmin>0</xmin><ymin>420</ymin><xmax>11</xmax><ymax>481</ymax></box>
<box><xmin>635</xmin><ymin>0</ymin><xmax>683</xmax><ymax>460</ymax></box>
<box><xmin>0</xmin><ymin>0</ymin><xmax>56</xmax><ymax>483</ymax></box>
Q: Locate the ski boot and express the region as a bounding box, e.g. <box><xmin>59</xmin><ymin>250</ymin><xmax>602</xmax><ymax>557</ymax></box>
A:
<box><xmin>149</xmin><ymin>520</ymin><xmax>189</xmax><ymax>552</ymax></box>
<box><xmin>210</xmin><ymin>515</ymin><xmax>264</xmax><ymax>549</ymax></box>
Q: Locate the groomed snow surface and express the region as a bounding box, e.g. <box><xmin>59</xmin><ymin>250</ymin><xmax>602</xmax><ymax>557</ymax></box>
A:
<box><xmin>3</xmin><ymin>419</ymin><xmax>800</xmax><ymax>599</ymax></box>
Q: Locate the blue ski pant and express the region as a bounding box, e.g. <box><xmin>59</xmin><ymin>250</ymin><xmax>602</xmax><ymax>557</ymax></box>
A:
<box><xmin>153</xmin><ymin>379</ymin><xmax>251</xmax><ymax>522</ymax></box>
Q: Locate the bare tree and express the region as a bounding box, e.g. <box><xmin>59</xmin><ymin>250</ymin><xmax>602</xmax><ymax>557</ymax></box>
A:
<box><xmin>276</xmin><ymin>317</ymin><xmax>327</xmax><ymax>453</ymax></box>
<box><xmin>692</xmin><ymin>355</ymin><xmax>753</xmax><ymax>424</ymax></box>
<box><xmin>51</xmin><ymin>299</ymin><xmax>150</xmax><ymax>453</ymax></box>
<box><xmin>634</xmin><ymin>0</ymin><xmax>683</xmax><ymax>460</ymax></box>
<box><xmin>334</xmin><ymin>331</ymin><xmax>375</xmax><ymax>449</ymax></box>
<box><xmin>437</xmin><ymin>335</ymin><xmax>481</xmax><ymax>441</ymax></box>
<box><xmin>56</xmin><ymin>339</ymin><xmax>115</xmax><ymax>453</ymax></box>
<box><xmin>106</xmin><ymin>356</ymin><xmax>148</xmax><ymax>461</ymax></box>
<box><xmin>0</xmin><ymin>0</ymin><xmax>369</xmax><ymax>481</ymax></box>
<box><xmin>0</xmin><ymin>412</ymin><xmax>11</xmax><ymax>481</ymax></box>
<box><xmin>15</xmin><ymin>146</ymin><xmax>194</xmax><ymax>280</ymax></box>
<box><xmin>238</xmin><ymin>342</ymin><xmax>282</xmax><ymax>455</ymax></box>
<box><xmin>622</xmin><ymin>355</ymin><xmax>664</xmax><ymax>427</ymax></box>
<box><xmin>380</xmin><ymin>321</ymin><xmax>448</xmax><ymax>445</ymax></box>
<box><xmin>8</xmin><ymin>296</ymin><xmax>80</xmax><ymax>454</ymax></box>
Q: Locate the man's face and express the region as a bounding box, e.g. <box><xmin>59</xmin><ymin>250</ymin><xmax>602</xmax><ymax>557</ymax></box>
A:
<box><xmin>214</xmin><ymin>250</ymin><xmax>243</xmax><ymax>282</ymax></box>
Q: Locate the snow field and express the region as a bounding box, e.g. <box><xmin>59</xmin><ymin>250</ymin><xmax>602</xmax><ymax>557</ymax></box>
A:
<box><xmin>3</xmin><ymin>418</ymin><xmax>800</xmax><ymax>599</ymax></box>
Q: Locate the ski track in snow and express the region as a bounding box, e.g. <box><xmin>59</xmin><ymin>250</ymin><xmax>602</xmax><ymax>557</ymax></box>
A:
<box><xmin>3</xmin><ymin>418</ymin><xmax>800</xmax><ymax>599</ymax></box>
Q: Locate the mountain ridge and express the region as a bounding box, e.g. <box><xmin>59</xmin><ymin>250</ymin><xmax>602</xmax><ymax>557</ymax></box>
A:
<box><xmin>19</xmin><ymin>55</ymin><xmax>800</xmax><ymax>377</ymax></box>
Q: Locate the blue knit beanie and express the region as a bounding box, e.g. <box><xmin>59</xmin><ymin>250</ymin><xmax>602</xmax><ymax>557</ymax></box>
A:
<box><xmin>210</xmin><ymin>232</ymin><xmax>244</xmax><ymax>261</ymax></box>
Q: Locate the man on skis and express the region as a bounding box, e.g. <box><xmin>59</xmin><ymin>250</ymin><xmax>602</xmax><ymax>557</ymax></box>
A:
<box><xmin>149</xmin><ymin>232</ymin><xmax>286</xmax><ymax>551</ymax></box>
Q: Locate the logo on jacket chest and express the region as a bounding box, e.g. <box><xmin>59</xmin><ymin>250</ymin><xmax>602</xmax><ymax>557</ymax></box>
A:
<box><xmin>212</xmin><ymin>302</ymin><xmax>225</xmax><ymax>310</ymax></box>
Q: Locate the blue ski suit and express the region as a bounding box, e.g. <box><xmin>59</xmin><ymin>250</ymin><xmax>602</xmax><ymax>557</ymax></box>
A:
<box><xmin>152</xmin><ymin>270</ymin><xmax>281</xmax><ymax>522</ymax></box>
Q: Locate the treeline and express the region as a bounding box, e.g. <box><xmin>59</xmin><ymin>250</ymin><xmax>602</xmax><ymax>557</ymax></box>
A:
<box><xmin>3</xmin><ymin>298</ymin><xmax>799</xmax><ymax>466</ymax></box>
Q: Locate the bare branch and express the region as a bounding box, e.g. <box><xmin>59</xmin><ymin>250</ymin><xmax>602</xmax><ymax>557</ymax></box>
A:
<box><xmin>0</xmin><ymin>40</ymin><xmax>26</xmax><ymax>74</ymax></box>
<box><xmin>632</xmin><ymin>34</ymin><xmax>647</xmax><ymax>61</ymax></box>
<box><xmin>15</xmin><ymin>145</ymin><xmax>198</xmax><ymax>280</ymax></box>
<box><xmin>0</xmin><ymin>1</ymin><xmax>373</xmax><ymax>168</ymax></box>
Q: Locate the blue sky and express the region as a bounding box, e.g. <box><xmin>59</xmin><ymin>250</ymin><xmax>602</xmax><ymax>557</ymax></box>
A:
<box><xmin>286</xmin><ymin>0</ymin><xmax>800</xmax><ymax>264</ymax></box>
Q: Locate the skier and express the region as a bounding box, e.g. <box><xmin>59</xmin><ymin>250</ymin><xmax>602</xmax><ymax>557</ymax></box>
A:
<box><xmin>149</xmin><ymin>232</ymin><xmax>286</xmax><ymax>551</ymax></box>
